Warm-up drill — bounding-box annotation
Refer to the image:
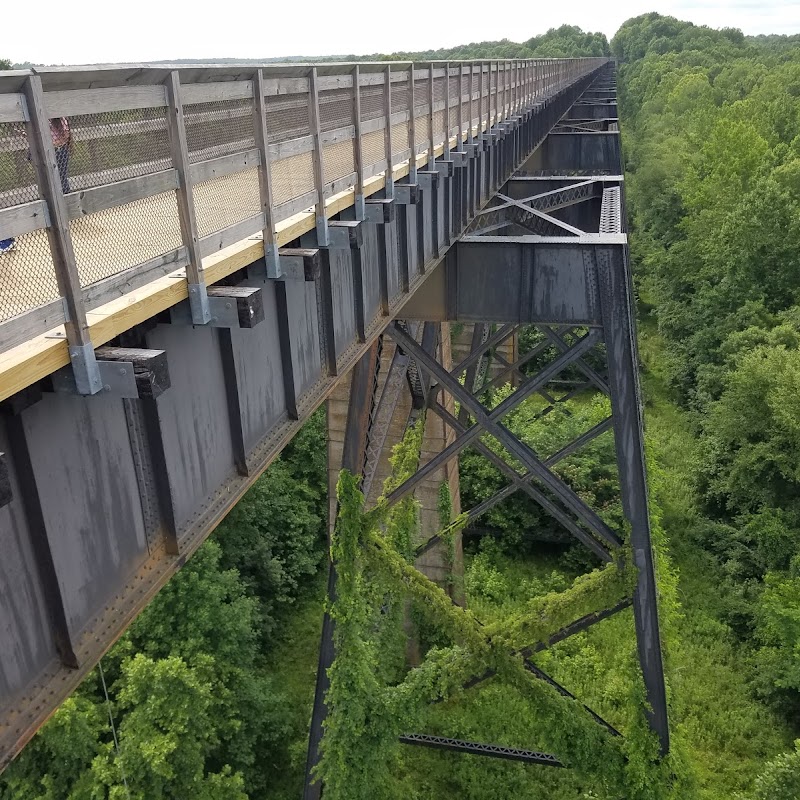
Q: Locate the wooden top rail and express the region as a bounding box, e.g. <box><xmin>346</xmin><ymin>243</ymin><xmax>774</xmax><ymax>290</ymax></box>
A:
<box><xmin>0</xmin><ymin>57</ymin><xmax>608</xmax><ymax>373</ymax></box>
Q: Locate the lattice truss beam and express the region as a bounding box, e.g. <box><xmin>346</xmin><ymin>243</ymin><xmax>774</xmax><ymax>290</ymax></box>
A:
<box><xmin>464</xmin><ymin>176</ymin><xmax>621</xmax><ymax>237</ymax></box>
<box><xmin>387</xmin><ymin>321</ymin><xmax>618</xmax><ymax>563</ymax></box>
<box><xmin>307</xmin><ymin>316</ymin><xmax>665</xmax><ymax>792</ymax></box>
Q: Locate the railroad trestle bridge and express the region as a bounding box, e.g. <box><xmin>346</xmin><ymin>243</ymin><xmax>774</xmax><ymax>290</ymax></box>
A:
<box><xmin>0</xmin><ymin>56</ymin><xmax>666</xmax><ymax>791</ymax></box>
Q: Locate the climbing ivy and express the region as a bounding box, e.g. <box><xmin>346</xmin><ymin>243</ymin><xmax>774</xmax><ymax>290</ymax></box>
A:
<box><xmin>485</xmin><ymin>554</ymin><xmax>636</xmax><ymax>650</ymax></box>
<box><xmin>317</xmin><ymin>419</ymin><xmax>686</xmax><ymax>799</ymax></box>
<box><xmin>381</xmin><ymin>419</ymin><xmax>425</xmax><ymax>563</ymax></box>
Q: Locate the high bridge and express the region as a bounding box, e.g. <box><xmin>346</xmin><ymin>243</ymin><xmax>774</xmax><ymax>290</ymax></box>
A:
<box><xmin>0</xmin><ymin>56</ymin><xmax>666</xmax><ymax>790</ymax></box>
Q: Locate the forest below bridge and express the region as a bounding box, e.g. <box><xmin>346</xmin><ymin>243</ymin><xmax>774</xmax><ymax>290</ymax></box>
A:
<box><xmin>3</xmin><ymin>13</ymin><xmax>800</xmax><ymax>799</ymax></box>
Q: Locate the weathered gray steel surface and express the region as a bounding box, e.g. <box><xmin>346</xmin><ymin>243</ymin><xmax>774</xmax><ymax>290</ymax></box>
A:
<box><xmin>393</xmin><ymin>61</ymin><xmax>669</xmax><ymax>767</ymax></box>
<box><xmin>524</xmin><ymin>131</ymin><xmax>621</xmax><ymax>172</ymax></box>
<box><xmin>0</xmin><ymin>61</ymin><xmax>606</xmax><ymax>772</ymax></box>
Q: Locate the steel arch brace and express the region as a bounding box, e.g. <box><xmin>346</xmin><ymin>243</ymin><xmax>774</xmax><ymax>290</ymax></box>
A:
<box><xmin>540</xmin><ymin>326</ymin><xmax>609</xmax><ymax>395</ymax></box>
<box><xmin>459</xmin><ymin>599</ymin><xmax>632</xmax><ymax>711</ymax></box>
<box><xmin>449</xmin><ymin>324</ymin><xmax>517</xmax><ymax>377</ymax></box>
<box><xmin>383</xmin><ymin>329</ymin><xmax>602</xmax><ymax>507</ymax></box>
<box><xmin>427</xmin><ymin>401</ymin><xmax>613</xmax><ymax>562</ymax></box>
<box><xmin>501</xmin><ymin>177</ymin><xmax>604</xmax><ymax>210</ymax></box>
<box><xmin>445</xmin><ymin>413</ymin><xmax>615</xmax><ymax>535</ymax></box>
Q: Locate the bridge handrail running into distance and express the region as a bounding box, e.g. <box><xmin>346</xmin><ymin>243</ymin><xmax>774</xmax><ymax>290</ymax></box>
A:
<box><xmin>0</xmin><ymin>57</ymin><xmax>602</xmax><ymax>388</ymax></box>
<box><xmin>0</xmin><ymin>57</ymin><xmax>665</xmax><ymax>792</ymax></box>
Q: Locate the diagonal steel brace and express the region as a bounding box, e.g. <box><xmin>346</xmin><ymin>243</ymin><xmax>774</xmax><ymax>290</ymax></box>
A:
<box><xmin>384</xmin><ymin>328</ymin><xmax>603</xmax><ymax>507</ymax></box>
<box><xmin>388</xmin><ymin>322</ymin><xmax>622</xmax><ymax>550</ymax></box>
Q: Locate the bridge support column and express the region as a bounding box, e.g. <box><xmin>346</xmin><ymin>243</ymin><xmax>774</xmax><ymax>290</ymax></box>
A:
<box><xmin>597</xmin><ymin>244</ymin><xmax>669</xmax><ymax>754</ymax></box>
<box><xmin>304</xmin><ymin>341</ymin><xmax>380</xmax><ymax>800</ymax></box>
<box><xmin>306</xmin><ymin>326</ymin><xmax>464</xmax><ymax>796</ymax></box>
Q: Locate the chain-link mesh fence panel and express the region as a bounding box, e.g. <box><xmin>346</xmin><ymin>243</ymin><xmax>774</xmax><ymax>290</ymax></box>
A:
<box><xmin>359</xmin><ymin>83</ymin><xmax>384</xmax><ymax>122</ymax></box>
<box><xmin>461</xmin><ymin>95</ymin><xmax>471</xmax><ymax>137</ymax></box>
<box><xmin>0</xmin><ymin>230</ymin><xmax>60</xmax><ymax>323</ymax></box>
<box><xmin>266</xmin><ymin>93</ymin><xmax>311</xmax><ymax>143</ymax></box>
<box><xmin>66</xmin><ymin>108</ymin><xmax>172</xmax><ymax>192</ymax></box>
<box><xmin>391</xmin><ymin>81</ymin><xmax>410</xmax><ymax>118</ymax></box>
<box><xmin>0</xmin><ymin>122</ymin><xmax>38</xmax><ymax>205</ymax></box>
<box><xmin>0</xmin><ymin>122</ymin><xmax>61</xmax><ymax>323</ymax></box>
<box><xmin>361</xmin><ymin>130</ymin><xmax>384</xmax><ymax>173</ymax></box>
<box><xmin>193</xmin><ymin>169</ymin><xmax>261</xmax><ymax>239</ymax></box>
<box><xmin>70</xmin><ymin>190</ymin><xmax>182</xmax><ymax>287</ymax></box>
<box><xmin>183</xmin><ymin>98</ymin><xmax>260</xmax><ymax>238</ymax></box>
<box><xmin>391</xmin><ymin>122</ymin><xmax>409</xmax><ymax>159</ymax></box>
<box><xmin>185</xmin><ymin>98</ymin><xmax>255</xmax><ymax>163</ymax></box>
<box><xmin>271</xmin><ymin>151</ymin><xmax>314</xmax><ymax>207</ymax></box>
<box><xmin>414</xmin><ymin>115</ymin><xmax>428</xmax><ymax>149</ymax></box>
<box><xmin>414</xmin><ymin>75</ymin><xmax>431</xmax><ymax>152</ymax></box>
<box><xmin>433</xmin><ymin>110</ymin><xmax>445</xmax><ymax>138</ymax></box>
<box><xmin>433</xmin><ymin>75</ymin><xmax>446</xmax><ymax>106</ymax></box>
<box><xmin>414</xmin><ymin>75</ymin><xmax>430</xmax><ymax>108</ymax></box>
<box><xmin>323</xmin><ymin>139</ymin><xmax>355</xmax><ymax>186</ymax></box>
<box><xmin>448</xmin><ymin>74</ymin><xmax>459</xmax><ymax>132</ymax></box>
<box><xmin>319</xmin><ymin>88</ymin><xmax>353</xmax><ymax>133</ymax></box>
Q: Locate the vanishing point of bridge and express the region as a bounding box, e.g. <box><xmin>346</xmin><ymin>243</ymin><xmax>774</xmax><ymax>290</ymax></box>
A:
<box><xmin>0</xmin><ymin>56</ymin><xmax>665</xmax><ymax>791</ymax></box>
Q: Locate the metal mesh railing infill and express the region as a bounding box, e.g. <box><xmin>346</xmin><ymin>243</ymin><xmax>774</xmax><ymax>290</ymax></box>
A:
<box><xmin>0</xmin><ymin>57</ymin><xmax>609</xmax><ymax>354</ymax></box>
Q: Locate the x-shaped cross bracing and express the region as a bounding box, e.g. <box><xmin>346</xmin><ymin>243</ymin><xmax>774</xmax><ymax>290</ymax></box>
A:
<box><xmin>384</xmin><ymin>326</ymin><xmax>604</xmax><ymax>510</ymax></box>
<box><xmin>387</xmin><ymin>322</ymin><xmax>622</xmax><ymax>556</ymax></box>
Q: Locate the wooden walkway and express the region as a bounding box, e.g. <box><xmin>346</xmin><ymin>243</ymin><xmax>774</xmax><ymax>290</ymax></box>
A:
<box><xmin>0</xmin><ymin>146</ymin><xmax>430</xmax><ymax>402</ymax></box>
<box><xmin>1</xmin><ymin>170</ymin><xmax>264</xmax><ymax>322</ymax></box>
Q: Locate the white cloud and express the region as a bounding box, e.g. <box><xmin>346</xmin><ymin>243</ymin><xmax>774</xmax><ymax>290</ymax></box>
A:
<box><xmin>3</xmin><ymin>0</ymin><xmax>799</xmax><ymax>66</ymax></box>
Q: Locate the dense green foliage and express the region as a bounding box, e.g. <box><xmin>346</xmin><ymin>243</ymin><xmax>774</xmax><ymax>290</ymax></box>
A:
<box><xmin>616</xmin><ymin>12</ymin><xmax>800</xmax><ymax>795</ymax></box>
<box><xmin>0</xmin><ymin>412</ymin><xmax>328</xmax><ymax>799</ymax></box>
<box><xmin>345</xmin><ymin>25</ymin><xmax>610</xmax><ymax>62</ymax></box>
<box><xmin>5</xmin><ymin>14</ymin><xmax>800</xmax><ymax>799</ymax></box>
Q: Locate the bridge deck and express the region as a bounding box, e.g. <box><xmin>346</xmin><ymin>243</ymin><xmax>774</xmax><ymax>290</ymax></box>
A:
<box><xmin>0</xmin><ymin>59</ymin><xmax>614</xmax><ymax>771</ymax></box>
<box><xmin>0</xmin><ymin>59</ymin><xmax>605</xmax><ymax>400</ymax></box>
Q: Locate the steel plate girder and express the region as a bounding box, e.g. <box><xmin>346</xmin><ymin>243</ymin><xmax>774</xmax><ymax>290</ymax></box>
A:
<box><xmin>446</xmin><ymin>239</ymin><xmax>624</xmax><ymax>325</ymax></box>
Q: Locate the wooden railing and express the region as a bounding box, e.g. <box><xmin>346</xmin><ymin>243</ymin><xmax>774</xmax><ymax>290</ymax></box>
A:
<box><xmin>0</xmin><ymin>58</ymin><xmax>606</xmax><ymax>358</ymax></box>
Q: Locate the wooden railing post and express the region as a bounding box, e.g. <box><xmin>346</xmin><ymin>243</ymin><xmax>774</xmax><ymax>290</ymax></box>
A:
<box><xmin>443</xmin><ymin>61</ymin><xmax>451</xmax><ymax>160</ymax></box>
<box><xmin>498</xmin><ymin>61</ymin><xmax>503</xmax><ymax>120</ymax></box>
<box><xmin>488</xmin><ymin>61</ymin><xmax>494</xmax><ymax>125</ymax></box>
<box><xmin>457</xmin><ymin>61</ymin><xmax>465</xmax><ymax>147</ymax></box>
<box><xmin>512</xmin><ymin>61</ymin><xmax>517</xmax><ymax>115</ymax></box>
<box><xmin>521</xmin><ymin>59</ymin><xmax>526</xmax><ymax>107</ymax></box>
<box><xmin>525</xmin><ymin>59</ymin><xmax>530</xmax><ymax>104</ymax></box>
<box><xmin>24</xmin><ymin>75</ymin><xmax>103</xmax><ymax>395</ymax></box>
<box><xmin>383</xmin><ymin>63</ymin><xmax>394</xmax><ymax>199</ymax></box>
<box><xmin>494</xmin><ymin>61</ymin><xmax>499</xmax><ymax>123</ymax></box>
<box><xmin>254</xmin><ymin>69</ymin><xmax>280</xmax><ymax>278</ymax></box>
<box><xmin>468</xmin><ymin>61</ymin><xmax>475</xmax><ymax>144</ymax></box>
<box><xmin>308</xmin><ymin>67</ymin><xmax>328</xmax><ymax>246</ymax></box>
<box><xmin>478</xmin><ymin>61</ymin><xmax>489</xmax><ymax>138</ymax></box>
<box><xmin>165</xmin><ymin>70</ymin><xmax>211</xmax><ymax>325</ymax></box>
<box><xmin>502</xmin><ymin>60</ymin><xmax>507</xmax><ymax>121</ymax></box>
<box><xmin>528</xmin><ymin>59</ymin><xmax>532</xmax><ymax>104</ymax></box>
<box><xmin>427</xmin><ymin>62</ymin><xmax>436</xmax><ymax>171</ymax></box>
<box><xmin>408</xmin><ymin>62</ymin><xmax>418</xmax><ymax>182</ymax></box>
<box><xmin>352</xmin><ymin>65</ymin><xmax>365</xmax><ymax>220</ymax></box>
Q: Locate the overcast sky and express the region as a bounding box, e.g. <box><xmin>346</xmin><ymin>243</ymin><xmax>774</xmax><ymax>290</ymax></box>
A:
<box><xmin>4</xmin><ymin>0</ymin><xmax>800</xmax><ymax>66</ymax></box>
